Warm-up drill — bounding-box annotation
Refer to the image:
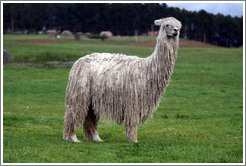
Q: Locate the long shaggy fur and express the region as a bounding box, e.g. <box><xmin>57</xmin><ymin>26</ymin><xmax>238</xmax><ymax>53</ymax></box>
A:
<box><xmin>64</xmin><ymin>17</ymin><xmax>182</xmax><ymax>142</ymax></box>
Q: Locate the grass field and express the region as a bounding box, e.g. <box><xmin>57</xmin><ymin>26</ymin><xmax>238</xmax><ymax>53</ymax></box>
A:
<box><xmin>2</xmin><ymin>35</ymin><xmax>244</xmax><ymax>163</ymax></box>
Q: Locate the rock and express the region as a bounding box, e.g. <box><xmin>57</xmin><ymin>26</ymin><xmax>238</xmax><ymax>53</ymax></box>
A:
<box><xmin>61</xmin><ymin>30</ymin><xmax>73</xmax><ymax>36</ymax></box>
<box><xmin>100</xmin><ymin>31</ymin><xmax>113</xmax><ymax>37</ymax></box>
<box><xmin>85</xmin><ymin>32</ymin><xmax>92</xmax><ymax>36</ymax></box>
<box><xmin>28</xmin><ymin>57</ymin><xmax>36</xmax><ymax>62</ymax></box>
<box><xmin>76</xmin><ymin>32</ymin><xmax>84</xmax><ymax>36</ymax></box>
<box><xmin>61</xmin><ymin>62</ymin><xmax>74</xmax><ymax>68</ymax></box>
<box><xmin>45</xmin><ymin>61</ymin><xmax>74</xmax><ymax>68</ymax></box>
<box><xmin>46</xmin><ymin>61</ymin><xmax>59</xmax><ymax>65</ymax></box>
<box><xmin>3</xmin><ymin>49</ymin><xmax>14</xmax><ymax>63</ymax></box>
<box><xmin>46</xmin><ymin>30</ymin><xmax>58</xmax><ymax>36</ymax></box>
<box><xmin>45</xmin><ymin>61</ymin><xmax>59</xmax><ymax>68</ymax></box>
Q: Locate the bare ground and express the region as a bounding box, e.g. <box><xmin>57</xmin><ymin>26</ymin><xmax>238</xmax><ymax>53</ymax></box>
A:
<box><xmin>132</xmin><ymin>39</ymin><xmax>217</xmax><ymax>48</ymax></box>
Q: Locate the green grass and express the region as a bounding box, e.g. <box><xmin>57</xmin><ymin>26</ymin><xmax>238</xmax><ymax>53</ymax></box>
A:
<box><xmin>3</xmin><ymin>35</ymin><xmax>243</xmax><ymax>163</ymax></box>
<box><xmin>3</xmin><ymin>35</ymin><xmax>154</xmax><ymax>63</ymax></box>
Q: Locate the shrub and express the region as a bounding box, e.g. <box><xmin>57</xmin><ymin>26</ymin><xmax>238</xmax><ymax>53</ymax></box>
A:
<box><xmin>87</xmin><ymin>34</ymin><xmax>108</xmax><ymax>41</ymax></box>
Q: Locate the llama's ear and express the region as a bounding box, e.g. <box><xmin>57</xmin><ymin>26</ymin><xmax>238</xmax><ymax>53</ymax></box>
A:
<box><xmin>154</xmin><ymin>19</ymin><xmax>162</xmax><ymax>26</ymax></box>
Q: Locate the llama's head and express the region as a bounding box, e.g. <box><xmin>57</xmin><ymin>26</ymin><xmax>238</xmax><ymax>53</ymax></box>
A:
<box><xmin>155</xmin><ymin>17</ymin><xmax>182</xmax><ymax>38</ymax></box>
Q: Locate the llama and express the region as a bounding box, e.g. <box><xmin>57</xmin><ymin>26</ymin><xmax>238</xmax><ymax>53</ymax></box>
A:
<box><xmin>63</xmin><ymin>17</ymin><xmax>182</xmax><ymax>142</ymax></box>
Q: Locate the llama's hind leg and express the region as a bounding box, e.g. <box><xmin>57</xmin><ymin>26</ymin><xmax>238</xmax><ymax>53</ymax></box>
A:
<box><xmin>63</xmin><ymin>110</ymin><xmax>81</xmax><ymax>142</ymax></box>
<box><xmin>83</xmin><ymin>107</ymin><xmax>103</xmax><ymax>142</ymax></box>
<box><xmin>125</xmin><ymin>123</ymin><xmax>138</xmax><ymax>142</ymax></box>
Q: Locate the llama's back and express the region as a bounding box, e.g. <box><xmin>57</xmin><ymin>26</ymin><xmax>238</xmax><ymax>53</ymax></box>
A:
<box><xmin>68</xmin><ymin>52</ymin><xmax>143</xmax><ymax>88</ymax></box>
<box><xmin>80</xmin><ymin>53</ymin><xmax>142</xmax><ymax>74</ymax></box>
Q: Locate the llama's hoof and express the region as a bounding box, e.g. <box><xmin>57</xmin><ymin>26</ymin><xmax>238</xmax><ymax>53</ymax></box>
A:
<box><xmin>127</xmin><ymin>139</ymin><xmax>138</xmax><ymax>143</ymax></box>
<box><xmin>73</xmin><ymin>139</ymin><xmax>81</xmax><ymax>143</ymax></box>
<box><xmin>93</xmin><ymin>134</ymin><xmax>103</xmax><ymax>142</ymax></box>
<box><xmin>95</xmin><ymin>138</ymin><xmax>103</xmax><ymax>142</ymax></box>
<box><xmin>70</xmin><ymin>134</ymin><xmax>81</xmax><ymax>143</ymax></box>
<box><xmin>131</xmin><ymin>140</ymin><xmax>138</xmax><ymax>143</ymax></box>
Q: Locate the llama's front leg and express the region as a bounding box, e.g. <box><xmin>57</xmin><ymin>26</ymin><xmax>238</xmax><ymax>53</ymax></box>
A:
<box><xmin>125</xmin><ymin>123</ymin><xmax>138</xmax><ymax>142</ymax></box>
<box><xmin>83</xmin><ymin>108</ymin><xmax>103</xmax><ymax>142</ymax></box>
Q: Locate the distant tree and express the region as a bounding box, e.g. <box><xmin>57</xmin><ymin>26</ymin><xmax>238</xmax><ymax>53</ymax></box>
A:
<box><xmin>2</xmin><ymin>3</ymin><xmax>243</xmax><ymax>47</ymax></box>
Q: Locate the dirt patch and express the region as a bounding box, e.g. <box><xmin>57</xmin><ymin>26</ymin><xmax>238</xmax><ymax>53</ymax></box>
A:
<box><xmin>179</xmin><ymin>39</ymin><xmax>217</xmax><ymax>48</ymax></box>
<box><xmin>20</xmin><ymin>38</ymin><xmax>216</xmax><ymax>48</ymax></box>
<box><xmin>20</xmin><ymin>39</ymin><xmax>57</xmax><ymax>44</ymax></box>
<box><xmin>133</xmin><ymin>39</ymin><xmax>217</xmax><ymax>48</ymax></box>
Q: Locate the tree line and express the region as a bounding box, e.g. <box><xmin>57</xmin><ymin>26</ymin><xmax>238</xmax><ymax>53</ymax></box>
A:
<box><xmin>3</xmin><ymin>3</ymin><xmax>243</xmax><ymax>47</ymax></box>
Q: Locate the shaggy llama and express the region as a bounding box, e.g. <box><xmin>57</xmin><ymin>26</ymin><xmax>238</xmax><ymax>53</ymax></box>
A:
<box><xmin>64</xmin><ymin>17</ymin><xmax>182</xmax><ymax>142</ymax></box>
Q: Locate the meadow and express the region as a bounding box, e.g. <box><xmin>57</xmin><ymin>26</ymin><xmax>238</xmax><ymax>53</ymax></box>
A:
<box><xmin>2</xmin><ymin>34</ymin><xmax>243</xmax><ymax>163</ymax></box>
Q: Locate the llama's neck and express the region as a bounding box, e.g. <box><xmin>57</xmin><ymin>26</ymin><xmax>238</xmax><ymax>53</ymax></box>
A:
<box><xmin>153</xmin><ymin>35</ymin><xmax>179</xmax><ymax>67</ymax></box>
<box><xmin>146</xmin><ymin>34</ymin><xmax>179</xmax><ymax>97</ymax></box>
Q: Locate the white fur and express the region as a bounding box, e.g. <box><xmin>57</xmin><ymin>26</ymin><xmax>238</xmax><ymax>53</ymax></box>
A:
<box><xmin>70</xmin><ymin>133</ymin><xmax>80</xmax><ymax>143</ymax></box>
<box><xmin>63</xmin><ymin>17</ymin><xmax>182</xmax><ymax>142</ymax></box>
<box><xmin>154</xmin><ymin>19</ymin><xmax>162</xmax><ymax>26</ymax></box>
<box><xmin>92</xmin><ymin>132</ymin><xmax>103</xmax><ymax>142</ymax></box>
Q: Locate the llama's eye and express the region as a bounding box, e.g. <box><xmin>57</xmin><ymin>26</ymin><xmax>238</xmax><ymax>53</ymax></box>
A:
<box><xmin>166</xmin><ymin>24</ymin><xmax>169</xmax><ymax>27</ymax></box>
